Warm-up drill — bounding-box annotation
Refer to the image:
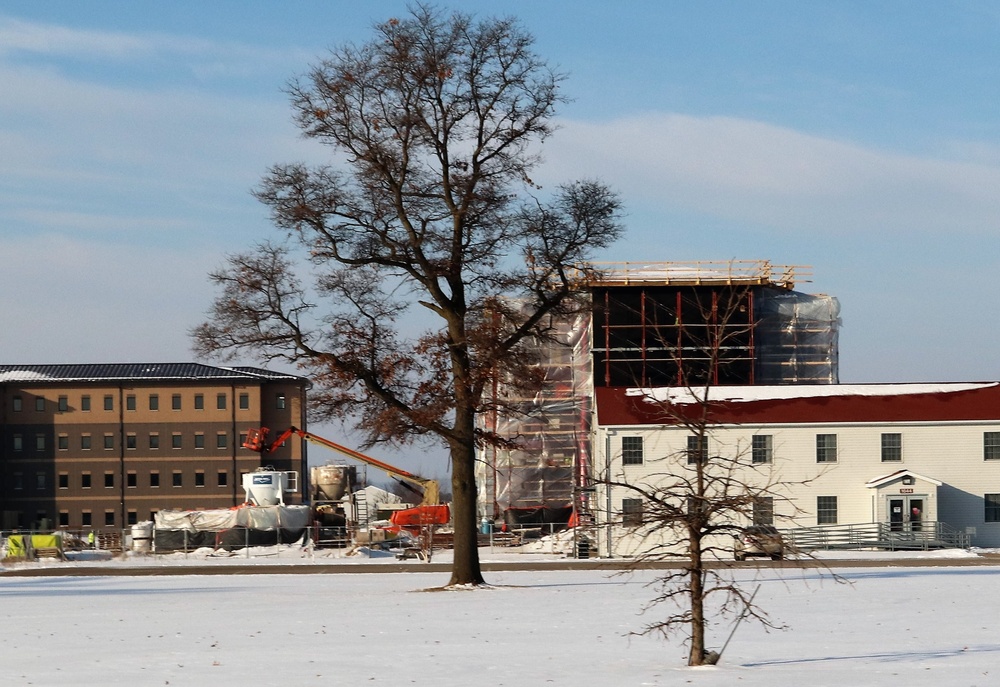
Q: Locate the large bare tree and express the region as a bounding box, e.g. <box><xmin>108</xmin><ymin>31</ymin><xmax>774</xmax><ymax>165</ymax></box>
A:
<box><xmin>193</xmin><ymin>5</ymin><xmax>623</xmax><ymax>586</ymax></box>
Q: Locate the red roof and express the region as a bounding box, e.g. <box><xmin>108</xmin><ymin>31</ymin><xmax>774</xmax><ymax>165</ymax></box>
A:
<box><xmin>595</xmin><ymin>383</ymin><xmax>1000</xmax><ymax>426</ymax></box>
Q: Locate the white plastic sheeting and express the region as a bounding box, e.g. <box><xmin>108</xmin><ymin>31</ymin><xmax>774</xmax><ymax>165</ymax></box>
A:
<box><xmin>154</xmin><ymin>505</ymin><xmax>311</xmax><ymax>531</ymax></box>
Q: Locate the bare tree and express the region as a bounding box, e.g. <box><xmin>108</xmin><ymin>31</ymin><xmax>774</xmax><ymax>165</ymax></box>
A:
<box><xmin>603</xmin><ymin>285</ymin><xmax>822</xmax><ymax>665</ymax></box>
<box><xmin>192</xmin><ymin>5</ymin><xmax>623</xmax><ymax>586</ymax></box>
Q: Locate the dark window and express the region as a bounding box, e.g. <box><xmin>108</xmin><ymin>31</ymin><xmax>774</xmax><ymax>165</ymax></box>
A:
<box><xmin>172</xmin><ymin>433</ymin><xmax>182</xmax><ymax>449</ymax></box>
<box><xmin>621</xmin><ymin>436</ymin><xmax>643</xmax><ymax>466</ymax></box>
<box><xmin>104</xmin><ymin>395</ymin><xmax>114</xmax><ymax>411</ymax></box>
<box><xmin>36</xmin><ymin>472</ymin><xmax>46</xmax><ymax>490</ymax></box>
<box><xmin>195</xmin><ymin>471</ymin><xmax>205</xmax><ymax>487</ymax></box>
<box><xmin>753</xmin><ymin>497</ymin><xmax>775</xmax><ymax>525</ymax></box>
<box><xmin>82</xmin><ymin>511</ymin><xmax>92</xmax><ymax>527</ymax></box>
<box><xmin>58</xmin><ymin>435</ymin><xmax>68</xmax><ymax>450</ymax></box>
<box><xmin>986</xmin><ymin>494</ymin><xmax>1000</xmax><ymax>522</ymax></box>
<box><xmin>127</xmin><ymin>472</ymin><xmax>137</xmax><ymax>488</ymax></box>
<box><xmin>217</xmin><ymin>470</ymin><xmax>228</xmax><ymax>487</ymax></box>
<box><xmin>172</xmin><ymin>394</ymin><xmax>182</xmax><ymax>410</ymax></box>
<box><xmin>104</xmin><ymin>472</ymin><xmax>114</xmax><ymax>488</ymax></box>
<box><xmin>126</xmin><ymin>434</ymin><xmax>137</xmax><ymax>450</ymax></box>
<box><xmin>126</xmin><ymin>395</ymin><xmax>136</xmax><ymax>411</ymax></box>
<box><xmin>149</xmin><ymin>434</ymin><xmax>159</xmax><ymax>449</ymax></box>
<box><xmin>81</xmin><ymin>395</ymin><xmax>91</xmax><ymax>411</ymax></box>
<box><xmin>751</xmin><ymin>435</ymin><xmax>773</xmax><ymax>464</ymax></box>
<box><xmin>622</xmin><ymin>498</ymin><xmax>643</xmax><ymax>526</ymax></box>
<box><xmin>12</xmin><ymin>396</ymin><xmax>22</xmax><ymax>411</ymax></box>
<box><xmin>59</xmin><ymin>511</ymin><xmax>69</xmax><ymax>527</ymax></box>
<box><xmin>817</xmin><ymin>496</ymin><xmax>838</xmax><ymax>525</ymax></box>
<box><xmin>127</xmin><ymin>510</ymin><xmax>138</xmax><ymax>525</ymax></box>
<box><xmin>217</xmin><ymin>393</ymin><xmax>227</xmax><ymax>410</ymax></box>
<box><xmin>105</xmin><ymin>511</ymin><xmax>115</xmax><ymax>526</ymax></box>
<box><xmin>82</xmin><ymin>473</ymin><xmax>92</xmax><ymax>489</ymax></box>
<box><xmin>104</xmin><ymin>434</ymin><xmax>114</xmax><ymax>449</ymax></box>
<box><xmin>12</xmin><ymin>472</ymin><xmax>23</xmax><ymax>490</ymax></box>
<box><xmin>81</xmin><ymin>435</ymin><xmax>92</xmax><ymax>450</ymax></box>
<box><xmin>12</xmin><ymin>434</ymin><xmax>22</xmax><ymax>452</ymax></box>
<box><xmin>58</xmin><ymin>473</ymin><xmax>69</xmax><ymax>489</ymax></box>
<box><xmin>172</xmin><ymin>471</ymin><xmax>183</xmax><ymax>487</ymax></box>
<box><xmin>35</xmin><ymin>434</ymin><xmax>46</xmax><ymax>451</ymax></box>
<box><xmin>150</xmin><ymin>472</ymin><xmax>160</xmax><ymax>488</ymax></box>
<box><xmin>194</xmin><ymin>434</ymin><xmax>205</xmax><ymax>449</ymax></box>
<box><xmin>239</xmin><ymin>393</ymin><xmax>250</xmax><ymax>410</ymax></box>
<box><xmin>58</xmin><ymin>396</ymin><xmax>68</xmax><ymax>412</ymax></box>
<box><xmin>985</xmin><ymin>432</ymin><xmax>1000</xmax><ymax>461</ymax></box>
<box><xmin>194</xmin><ymin>394</ymin><xmax>204</xmax><ymax>410</ymax></box>
<box><xmin>816</xmin><ymin>434</ymin><xmax>838</xmax><ymax>463</ymax></box>
<box><xmin>217</xmin><ymin>433</ymin><xmax>228</xmax><ymax>449</ymax></box>
<box><xmin>687</xmin><ymin>435</ymin><xmax>708</xmax><ymax>465</ymax></box>
<box><xmin>35</xmin><ymin>397</ymin><xmax>45</xmax><ymax>411</ymax></box>
<box><xmin>149</xmin><ymin>394</ymin><xmax>159</xmax><ymax>411</ymax></box>
<box><xmin>276</xmin><ymin>393</ymin><xmax>286</xmax><ymax>410</ymax></box>
<box><xmin>881</xmin><ymin>433</ymin><xmax>902</xmax><ymax>462</ymax></box>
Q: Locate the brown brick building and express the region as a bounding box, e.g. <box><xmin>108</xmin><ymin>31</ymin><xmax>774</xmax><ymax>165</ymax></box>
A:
<box><xmin>0</xmin><ymin>364</ymin><xmax>310</xmax><ymax>531</ymax></box>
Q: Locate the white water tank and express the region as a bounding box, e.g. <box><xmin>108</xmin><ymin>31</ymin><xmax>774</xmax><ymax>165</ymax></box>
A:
<box><xmin>311</xmin><ymin>464</ymin><xmax>355</xmax><ymax>501</ymax></box>
<box><xmin>131</xmin><ymin>522</ymin><xmax>153</xmax><ymax>553</ymax></box>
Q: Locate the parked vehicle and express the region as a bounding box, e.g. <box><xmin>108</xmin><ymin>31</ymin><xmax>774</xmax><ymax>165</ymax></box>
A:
<box><xmin>733</xmin><ymin>525</ymin><xmax>785</xmax><ymax>561</ymax></box>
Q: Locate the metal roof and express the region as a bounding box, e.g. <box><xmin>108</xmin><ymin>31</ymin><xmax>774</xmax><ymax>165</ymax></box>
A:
<box><xmin>0</xmin><ymin>363</ymin><xmax>308</xmax><ymax>384</ymax></box>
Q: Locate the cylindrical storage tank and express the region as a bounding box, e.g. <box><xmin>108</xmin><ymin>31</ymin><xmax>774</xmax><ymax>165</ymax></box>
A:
<box><xmin>243</xmin><ymin>470</ymin><xmax>282</xmax><ymax>506</ymax></box>
<box><xmin>131</xmin><ymin>522</ymin><xmax>153</xmax><ymax>553</ymax></box>
<box><xmin>310</xmin><ymin>464</ymin><xmax>355</xmax><ymax>501</ymax></box>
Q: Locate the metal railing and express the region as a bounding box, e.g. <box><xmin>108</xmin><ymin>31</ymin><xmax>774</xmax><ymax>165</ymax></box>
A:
<box><xmin>782</xmin><ymin>521</ymin><xmax>971</xmax><ymax>552</ymax></box>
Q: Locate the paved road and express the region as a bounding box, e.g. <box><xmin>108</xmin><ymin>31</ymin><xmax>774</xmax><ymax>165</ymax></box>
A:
<box><xmin>4</xmin><ymin>555</ymin><xmax>1000</xmax><ymax>577</ymax></box>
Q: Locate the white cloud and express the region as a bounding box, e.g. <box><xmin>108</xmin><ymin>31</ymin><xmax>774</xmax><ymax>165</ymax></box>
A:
<box><xmin>539</xmin><ymin>113</ymin><xmax>1000</xmax><ymax>235</ymax></box>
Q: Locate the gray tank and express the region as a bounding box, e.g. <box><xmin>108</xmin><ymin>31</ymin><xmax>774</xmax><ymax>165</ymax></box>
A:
<box><xmin>310</xmin><ymin>464</ymin><xmax>356</xmax><ymax>502</ymax></box>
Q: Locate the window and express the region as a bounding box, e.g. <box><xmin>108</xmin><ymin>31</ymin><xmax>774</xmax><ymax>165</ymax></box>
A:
<box><xmin>172</xmin><ymin>433</ymin><xmax>182</xmax><ymax>449</ymax></box>
<box><xmin>985</xmin><ymin>432</ymin><xmax>1000</xmax><ymax>461</ymax></box>
<box><xmin>687</xmin><ymin>435</ymin><xmax>708</xmax><ymax>465</ymax></box>
<box><xmin>35</xmin><ymin>396</ymin><xmax>45</xmax><ymax>411</ymax></box>
<box><xmin>194</xmin><ymin>394</ymin><xmax>204</xmax><ymax>410</ymax></box>
<box><xmin>881</xmin><ymin>433</ymin><xmax>902</xmax><ymax>462</ymax></box>
<box><xmin>12</xmin><ymin>396</ymin><xmax>22</xmax><ymax>411</ymax></box>
<box><xmin>753</xmin><ymin>497</ymin><xmax>775</xmax><ymax>526</ymax></box>
<box><xmin>126</xmin><ymin>394</ymin><xmax>136</xmax><ymax>411</ymax></box>
<box><xmin>58</xmin><ymin>396</ymin><xmax>68</xmax><ymax>412</ymax></box>
<box><xmin>105</xmin><ymin>510</ymin><xmax>115</xmax><ymax>526</ymax></box>
<box><xmin>817</xmin><ymin>496</ymin><xmax>838</xmax><ymax>525</ymax></box>
<box><xmin>150</xmin><ymin>471</ymin><xmax>160</xmax><ymax>488</ymax></box>
<box><xmin>239</xmin><ymin>432</ymin><xmax>248</xmax><ymax>448</ymax></box>
<box><xmin>81</xmin><ymin>395</ymin><xmax>91</xmax><ymax>411</ymax></box>
<box><xmin>104</xmin><ymin>434</ymin><xmax>114</xmax><ymax>449</ymax></box>
<box><xmin>59</xmin><ymin>511</ymin><xmax>69</xmax><ymax>527</ymax></box>
<box><xmin>172</xmin><ymin>394</ymin><xmax>181</xmax><ymax>410</ymax></box>
<box><xmin>58</xmin><ymin>434</ymin><xmax>68</xmax><ymax>450</ymax></box>
<box><xmin>82</xmin><ymin>511</ymin><xmax>92</xmax><ymax>527</ymax></box>
<box><xmin>622</xmin><ymin>498</ymin><xmax>644</xmax><ymax>526</ymax></box>
<box><xmin>816</xmin><ymin>434</ymin><xmax>838</xmax><ymax>463</ymax></box>
<box><xmin>217</xmin><ymin>470</ymin><xmax>228</xmax><ymax>487</ymax></box>
<box><xmin>217</xmin><ymin>393</ymin><xmax>227</xmax><ymax>410</ymax></box>
<box><xmin>239</xmin><ymin>393</ymin><xmax>249</xmax><ymax>410</ymax></box>
<box><xmin>12</xmin><ymin>472</ymin><xmax>23</xmax><ymax>490</ymax></box>
<box><xmin>194</xmin><ymin>433</ymin><xmax>205</xmax><ymax>449</ymax></box>
<box><xmin>149</xmin><ymin>433</ymin><xmax>159</xmax><ymax>449</ymax></box>
<box><xmin>751</xmin><ymin>435</ymin><xmax>773</xmax><ymax>464</ymax></box>
<box><xmin>13</xmin><ymin>434</ymin><xmax>22</xmax><ymax>451</ymax></box>
<box><xmin>104</xmin><ymin>395</ymin><xmax>114</xmax><ymax>411</ymax></box>
<box><xmin>104</xmin><ymin>472</ymin><xmax>114</xmax><ymax>488</ymax></box>
<box><xmin>36</xmin><ymin>472</ymin><xmax>46</xmax><ymax>490</ymax></box>
<box><xmin>622</xmin><ymin>436</ymin><xmax>643</xmax><ymax>465</ymax></box>
<box><xmin>126</xmin><ymin>434</ymin><xmax>137</xmax><ymax>450</ymax></box>
<box><xmin>172</xmin><ymin>471</ymin><xmax>183</xmax><ymax>487</ymax></box>
<box><xmin>81</xmin><ymin>473</ymin><xmax>92</xmax><ymax>489</ymax></box>
<box><xmin>58</xmin><ymin>472</ymin><xmax>69</xmax><ymax>489</ymax></box>
<box><xmin>81</xmin><ymin>434</ymin><xmax>92</xmax><ymax>450</ymax></box>
<box><xmin>217</xmin><ymin>433</ymin><xmax>228</xmax><ymax>449</ymax></box>
<box><xmin>276</xmin><ymin>393</ymin><xmax>286</xmax><ymax>410</ymax></box>
<box><xmin>195</xmin><ymin>471</ymin><xmax>205</xmax><ymax>487</ymax></box>
<box><xmin>149</xmin><ymin>394</ymin><xmax>159</xmax><ymax>411</ymax></box>
<box><xmin>35</xmin><ymin>433</ymin><xmax>46</xmax><ymax>451</ymax></box>
<box><xmin>127</xmin><ymin>472</ymin><xmax>137</xmax><ymax>488</ymax></box>
<box><xmin>986</xmin><ymin>494</ymin><xmax>1000</xmax><ymax>522</ymax></box>
<box><xmin>127</xmin><ymin>510</ymin><xmax>138</xmax><ymax>526</ymax></box>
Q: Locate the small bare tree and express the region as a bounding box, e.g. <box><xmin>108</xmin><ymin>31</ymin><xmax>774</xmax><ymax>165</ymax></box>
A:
<box><xmin>604</xmin><ymin>284</ymin><xmax>822</xmax><ymax>665</ymax></box>
<box><xmin>192</xmin><ymin>5</ymin><xmax>623</xmax><ymax>587</ymax></box>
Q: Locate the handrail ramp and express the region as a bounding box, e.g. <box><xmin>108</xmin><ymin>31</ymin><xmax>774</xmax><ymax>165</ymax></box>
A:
<box><xmin>782</xmin><ymin>521</ymin><xmax>970</xmax><ymax>552</ymax></box>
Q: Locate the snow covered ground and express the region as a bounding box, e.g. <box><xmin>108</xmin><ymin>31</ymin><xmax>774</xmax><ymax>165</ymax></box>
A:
<box><xmin>3</xmin><ymin>547</ymin><xmax>1000</xmax><ymax>686</ymax></box>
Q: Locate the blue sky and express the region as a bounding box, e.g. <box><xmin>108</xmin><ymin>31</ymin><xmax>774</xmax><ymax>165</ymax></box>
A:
<box><xmin>3</xmin><ymin>2</ymin><xmax>1000</xmax><ymax>471</ymax></box>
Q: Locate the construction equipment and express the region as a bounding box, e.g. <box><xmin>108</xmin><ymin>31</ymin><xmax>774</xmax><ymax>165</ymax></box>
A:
<box><xmin>242</xmin><ymin>427</ymin><xmax>449</xmax><ymax>531</ymax></box>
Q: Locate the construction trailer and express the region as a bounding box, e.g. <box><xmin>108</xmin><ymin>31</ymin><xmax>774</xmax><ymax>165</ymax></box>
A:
<box><xmin>476</xmin><ymin>261</ymin><xmax>841</xmax><ymax>528</ymax></box>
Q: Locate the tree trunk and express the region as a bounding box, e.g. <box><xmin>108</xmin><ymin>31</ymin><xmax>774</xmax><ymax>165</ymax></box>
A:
<box><xmin>447</xmin><ymin>427</ymin><xmax>485</xmax><ymax>586</ymax></box>
<box><xmin>688</xmin><ymin>539</ymin><xmax>706</xmax><ymax>666</ymax></box>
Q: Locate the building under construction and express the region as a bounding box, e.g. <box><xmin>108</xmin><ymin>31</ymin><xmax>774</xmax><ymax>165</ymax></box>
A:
<box><xmin>476</xmin><ymin>261</ymin><xmax>841</xmax><ymax>526</ymax></box>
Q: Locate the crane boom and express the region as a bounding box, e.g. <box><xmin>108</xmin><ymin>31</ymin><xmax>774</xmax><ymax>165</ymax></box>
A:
<box><xmin>243</xmin><ymin>426</ymin><xmax>440</xmax><ymax>506</ymax></box>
